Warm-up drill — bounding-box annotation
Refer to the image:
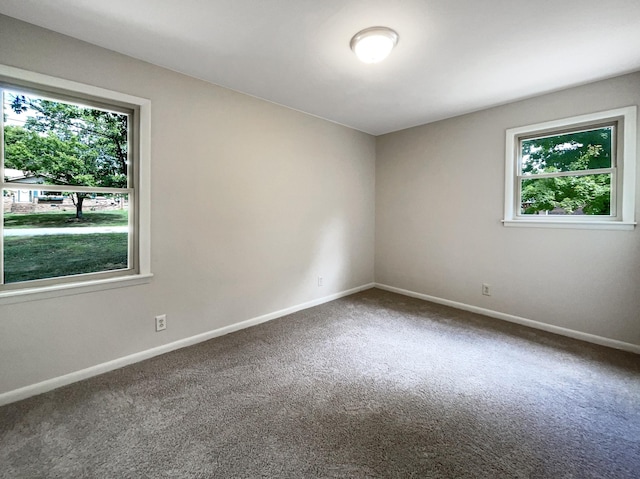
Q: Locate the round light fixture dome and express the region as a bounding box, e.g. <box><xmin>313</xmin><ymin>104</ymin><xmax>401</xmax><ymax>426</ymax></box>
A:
<box><xmin>350</xmin><ymin>26</ymin><xmax>399</xmax><ymax>64</ymax></box>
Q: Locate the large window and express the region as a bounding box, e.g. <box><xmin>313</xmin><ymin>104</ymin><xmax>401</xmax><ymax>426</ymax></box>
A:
<box><xmin>0</xmin><ymin>65</ymin><xmax>150</xmax><ymax>301</ymax></box>
<box><xmin>503</xmin><ymin>107</ymin><xmax>637</xmax><ymax>229</ymax></box>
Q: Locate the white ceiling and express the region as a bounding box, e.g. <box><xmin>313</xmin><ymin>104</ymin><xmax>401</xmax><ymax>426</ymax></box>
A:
<box><xmin>1</xmin><ymin>0</ymin><xmax>639</xmax><ymax>135</ymax></box>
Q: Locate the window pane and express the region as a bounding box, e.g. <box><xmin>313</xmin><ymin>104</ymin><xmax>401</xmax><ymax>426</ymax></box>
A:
<box><xmin>520</xmin><ymin>174</ymin><xmax>611</xmax><ymax>215</ymax></box>
<box><xmin>521</xmin><ymin>126</ymin><xmax>613</xmax><ymax>175</ymax></box>
<box><xmin>3</xmin><ymin>192</ymin><xmax>129</xmax><ymax>284</ymax></box>
<box><xmin>3</xmin><ymin>90</ymin><xmax>128</xmax><ymax>188</ymax></box>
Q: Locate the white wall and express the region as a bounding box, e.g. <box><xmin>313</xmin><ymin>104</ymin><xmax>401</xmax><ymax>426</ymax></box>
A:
<box><xmin>376</xmin><ymin>72</ymin><xmax>640</xmax><ymax>347</ymax></box>
<box><xmin>0</xmin><ymin>15</ymin><xmax>376</xmax><ymax>395</ymax></box>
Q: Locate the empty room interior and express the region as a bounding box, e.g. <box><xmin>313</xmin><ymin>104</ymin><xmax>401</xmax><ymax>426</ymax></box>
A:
<box><xmin>0</xmin><ymin>1</ymin><xmax>639</xmax><ymax>478</ymax></box>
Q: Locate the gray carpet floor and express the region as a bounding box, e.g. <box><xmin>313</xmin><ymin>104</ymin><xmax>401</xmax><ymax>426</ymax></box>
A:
<box><xmin>1</xmin><ymin>288</ymin><xmax>639</xmax><ymax>478</ymax></box>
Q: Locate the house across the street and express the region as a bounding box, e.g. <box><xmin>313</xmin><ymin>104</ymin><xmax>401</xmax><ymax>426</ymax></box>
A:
<box><xmin>3</xmin><ymin>168</ymin><xmax>50</xmax><ymax>203</ymax></box>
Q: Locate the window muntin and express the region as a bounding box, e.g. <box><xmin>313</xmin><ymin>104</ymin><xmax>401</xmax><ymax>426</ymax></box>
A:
<box><xmin>1</xmin><ymin>82</ymin><xmax>139</xmax><ymax>289</ymax></box>
<box><xmin>503</xmin><ymin>107</ymin><xmax>637</xmax><ymax>230</ymax></box>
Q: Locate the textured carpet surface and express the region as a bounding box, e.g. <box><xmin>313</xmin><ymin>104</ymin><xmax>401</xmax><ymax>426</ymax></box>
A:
<box><xmin>1</xmin><ymin>288</ymin><xmax>639</xmax><ymax>478</ymax></box>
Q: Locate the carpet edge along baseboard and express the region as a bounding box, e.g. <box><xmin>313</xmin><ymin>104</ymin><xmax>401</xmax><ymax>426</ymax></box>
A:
<box><xmin>375</xmin><ymin>283</ymin><xmax>640</xmax><ymax>355</ymax></box>
<box><xmin>0</xmin><ymin>283</ymin><xmax>376</xmax><ymax>406</ymax></box>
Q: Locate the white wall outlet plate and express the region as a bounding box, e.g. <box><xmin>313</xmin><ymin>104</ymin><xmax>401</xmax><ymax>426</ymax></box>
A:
<box><xmin>155</xmin><ymin>314</ymin><xmax>167</xmax><ymax>331</ymax></box>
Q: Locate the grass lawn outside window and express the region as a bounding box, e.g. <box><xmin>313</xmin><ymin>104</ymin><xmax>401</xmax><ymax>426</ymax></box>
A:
<box><xmin>3</xmin><ymin>210</ymin><xmax>129</xmax><ymax>283</ymax></box>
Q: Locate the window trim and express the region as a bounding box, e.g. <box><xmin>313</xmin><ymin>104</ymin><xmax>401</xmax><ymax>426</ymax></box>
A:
<box><xmin>503</xmin><ymin>106</ymin><xmax>637</xmax><ymax>230</ymax></box>
<box><xmin>0</xmin><ymin>64</ymin><xmax>151</xmax><ymax>303</ymax></box>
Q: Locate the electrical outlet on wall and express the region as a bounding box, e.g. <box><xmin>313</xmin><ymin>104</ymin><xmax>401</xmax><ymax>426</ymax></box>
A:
<box><xmin>318</xmin><ymin>276</ymin><xmax>324</xmax><ymax>287</ymax></box>
<box><xmin>155</xmin><ymin>314</ymin><xmax>167</xmax><ymax>331</ymax></box>
<box><xmin>482</xmin><ymin>283</ymin><xmax>491</xmax><ymax>296</ymax></box>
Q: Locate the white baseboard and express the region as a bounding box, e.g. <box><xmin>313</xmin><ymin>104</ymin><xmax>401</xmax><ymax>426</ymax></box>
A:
<box><xmin>375</xmin><ymin>283</ymin><xmax>640</xmax><ymax>355</ymax></box>
<box><xmin>0</xmin><ymin>283</ymin><xmax>375</xmax><ymax>407</ymax></box>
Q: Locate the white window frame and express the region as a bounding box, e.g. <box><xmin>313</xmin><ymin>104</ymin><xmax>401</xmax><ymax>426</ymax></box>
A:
<box><xmin>0</xmin><ymin>65</ymin><xmax>151</xmax><ymax>304</ymax></box>
<box><xmin>503</xmin><ymin>106</ymin><xmax>637</xmax><ymax>230</ymax></box>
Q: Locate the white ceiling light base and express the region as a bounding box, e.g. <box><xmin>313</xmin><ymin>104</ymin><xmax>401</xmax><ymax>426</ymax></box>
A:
<box><xmin>350</xmin><ymin>26</ymin><xmax>399</xmax><ymax>64</ymax></box>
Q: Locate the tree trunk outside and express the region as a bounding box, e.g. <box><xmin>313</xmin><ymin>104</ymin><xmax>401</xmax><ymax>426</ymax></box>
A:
<box><xmin>75</xmin><ymin>194</ymin><xmax>84</xmax><ymax>219</ymax></box>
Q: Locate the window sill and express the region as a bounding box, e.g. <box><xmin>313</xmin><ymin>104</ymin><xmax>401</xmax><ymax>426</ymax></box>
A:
<box><xmin>0</xmin><ymin>273</ymin><xmax>154</xmax><ymax>305</ymax></box>
<box><xmin>502</xmin><ymin>219</ymin><xmax>636</xmax><ymax>231</ymax></box>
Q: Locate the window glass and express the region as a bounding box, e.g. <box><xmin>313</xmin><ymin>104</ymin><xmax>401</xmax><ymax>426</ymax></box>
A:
<box><xmin>2</xmin><ymin>86</ymin><xmax>135</xmax><ymax>287</ymax></box>
<box><xmin>3</xmin><ymin>90</ymin><xmax>128</xmax><ymax>188</ymax></box>
<box><xmin>520</xmin><ymin>126</ymin><xmax>613</xmax><ymax>175</ymax></box>
<box><xmin>3</xmin><ymin>193</ymin><xmax>129</xmax><ymax>283</ymax></box>
<box><xmin>516</xmin><ymin>125</ymin><xmax>615</xmax><ymax>217</ymax></box>
<box><xmin>520</xmin><ymin>174</ymin><xmax>611</xmax><ymax>216</ymax></box>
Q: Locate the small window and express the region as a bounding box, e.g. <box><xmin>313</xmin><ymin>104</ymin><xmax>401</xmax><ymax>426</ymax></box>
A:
<box><xmin>0</xmin><ymin>65</ymin><xmax>151</xmax><ymax>301</ymax></box>
<box><xmin>503</xmin><ymin>107</ymin><xmax>637</xmax><ymax>230</ymax></box>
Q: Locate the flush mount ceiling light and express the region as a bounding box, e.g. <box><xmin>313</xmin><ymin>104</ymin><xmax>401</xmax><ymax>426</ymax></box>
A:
<box><xmin>350</xmin><ymin>26</ymin><xmax>399</xmax><ymax>64</ymax></box>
